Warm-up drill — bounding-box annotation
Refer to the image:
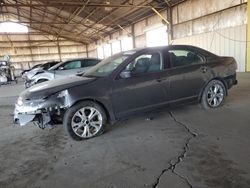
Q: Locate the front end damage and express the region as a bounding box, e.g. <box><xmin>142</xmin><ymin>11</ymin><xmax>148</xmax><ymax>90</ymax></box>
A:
<box><xmin>14</xmin><ymin>90</ymin><xmax>71</xmax><ymax>129</ymax></box>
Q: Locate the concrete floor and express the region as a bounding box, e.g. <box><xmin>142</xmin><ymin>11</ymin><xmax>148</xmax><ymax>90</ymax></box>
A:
<box><xmin>0</xmin><ymin>74</ymin><xmax>250</xmax><ymax>188</ymax></box>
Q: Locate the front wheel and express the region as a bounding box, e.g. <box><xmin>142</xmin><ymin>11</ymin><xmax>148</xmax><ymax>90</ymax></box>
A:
<box><xmin>201</xmin><ymin>80</ymin><xmax>227</xmax><ymax>109</ymax></box>
<box><xmin>63</xmin><ymin>101</ymin><xmax>107</xmax><ymax>140</ymax></box>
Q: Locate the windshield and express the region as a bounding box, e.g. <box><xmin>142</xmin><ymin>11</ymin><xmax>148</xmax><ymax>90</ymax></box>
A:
<box><xmin>84</xmin><ymin>51</ymin><xmax>136</xmax><ymax>77</ymax></box>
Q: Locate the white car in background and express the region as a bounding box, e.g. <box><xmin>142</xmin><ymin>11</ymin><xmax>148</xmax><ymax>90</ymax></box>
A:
<box><xmin>25</xmin><ymin>58</ymin><xmax>101</xmax><ymax>88</ymax></box>
<box><xmin>22</xmin><ymin>61</ymin><xmax>60</xmax><ymax>80</ymax></box>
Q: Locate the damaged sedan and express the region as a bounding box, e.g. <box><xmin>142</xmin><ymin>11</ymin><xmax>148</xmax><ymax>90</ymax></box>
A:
<box><xmin>14</xmin><ymin>45</ymin><xmax>237</xmax><ymax>140</ymax></box>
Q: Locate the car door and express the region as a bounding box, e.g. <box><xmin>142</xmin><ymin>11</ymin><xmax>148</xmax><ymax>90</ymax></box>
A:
<box><xmin>111</xmin><ymin>50</ymin><xmax>169</xmax><ymax>118</ymax></box>
<box><xmin>54</xmin><ymin>60</ymin><xmax>82</xmax><ymax>79</ymax></box>
<box><xmin>166</xmin><ymin>47</ymin><xmax>209</xmax><ymax>103</ymax></box>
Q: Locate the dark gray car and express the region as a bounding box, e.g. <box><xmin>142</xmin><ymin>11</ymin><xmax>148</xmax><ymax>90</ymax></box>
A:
<box><xmin>14</xmin><ymin>45</ymin><xmax>237</xmax><ymax>140</ymax></box>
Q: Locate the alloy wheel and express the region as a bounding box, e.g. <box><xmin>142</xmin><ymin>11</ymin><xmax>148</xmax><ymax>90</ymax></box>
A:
<box><xmin>207</xmin><ymin>83</ymin><xmax>224</xmax><ymax>107</ymax></box>
<box><xmin>71</xmin><ymin>107</ymin><xmax>103</xmax><ymax>138</ymax></box>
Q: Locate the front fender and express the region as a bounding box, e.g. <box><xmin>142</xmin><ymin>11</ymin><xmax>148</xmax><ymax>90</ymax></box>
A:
<box><xmin>65</xmin><ymin>80</ymin><xmax>116</xmax><ymax>123</ymax></box>
<box><xmin>33</xmin><ymin>73</ymin><xmax>53</xmax><ymax>83</ymax></box>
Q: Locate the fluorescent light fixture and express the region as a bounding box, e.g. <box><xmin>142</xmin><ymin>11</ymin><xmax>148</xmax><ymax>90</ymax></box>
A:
<box><xmin>0</xmin><ymin>22</ymin><xmax>28</xmax><ymax>33</ymax></box>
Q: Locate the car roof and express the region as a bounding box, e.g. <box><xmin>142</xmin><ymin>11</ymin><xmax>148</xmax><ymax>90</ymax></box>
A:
<box><xmin>43</xmin><ymin>61</ymin><xmax>60</xmax><ymax>66</ymax></box>
<box><xmin>131</xmin><ymin>45</ymin><xmax>202</xmax><ymax>51</ymax></box>
<box><xmin>125</xmin><ymin>45</ymin><xmax>216</xmax><ymax>57</ymax></box>
<box><xmin>64</xmin><ymin>57</ymin><xmax>100</xmax><ymax>61</ymax></box>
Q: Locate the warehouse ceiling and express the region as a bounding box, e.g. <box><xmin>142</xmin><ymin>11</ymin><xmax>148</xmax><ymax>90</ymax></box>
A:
<box><xmin>0</xmin><ymin>0</ymin><xmax>185</xmax><ymax>44</ymax></box>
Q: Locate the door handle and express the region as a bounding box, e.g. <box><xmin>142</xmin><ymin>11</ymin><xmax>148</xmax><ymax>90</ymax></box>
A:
<box><xmin>200</xmin><ymin>66</ymin><xmax>208</xmax><ymax>73</ymax></box>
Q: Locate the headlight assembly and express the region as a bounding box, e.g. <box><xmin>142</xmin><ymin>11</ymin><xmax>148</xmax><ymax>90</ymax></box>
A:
<box><xmin>56</xmin><ymin>90</ymin><xmax>69</xmax><ymax>99</ymax></box>
<box><xmin>24</xmin><ymin>99</ymin><xmax>46</xmax><ymax>107</ymax></box>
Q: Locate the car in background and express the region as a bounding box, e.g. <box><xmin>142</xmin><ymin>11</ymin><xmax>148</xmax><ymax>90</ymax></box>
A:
<box><xmin>0</xmin><ymin>61</ymin><xmax>17</xmax><ymax>85</ymax></box>
<box><xmin>14</xmin><ymin>45</ymin><xmax>237</xmax><ymax>140</ymax></box>
<box><xmin>23</xmin><ymin>61</ymin><xmax>60</xmax><ymax>82</ymax></box>
<box><xmin>25</xmin><ymin>58</ymin><xmax>101</xmax><ymax>88</ymax></box>
<box><xmin>21</xmin><ymin>63</ymin><xmax>42</xmax><ymax>76</ymax></box>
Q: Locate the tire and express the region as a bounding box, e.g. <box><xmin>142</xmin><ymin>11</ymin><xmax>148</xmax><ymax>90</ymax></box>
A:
<box><xmin>63</xmin><ymin>101</ymin><xmax>107</xmax><ymax>141</ymax></box>
<box><xmin>201</xmin><ymin>79</ymin><xmax>227</xmax><ymax>109</ymax></box>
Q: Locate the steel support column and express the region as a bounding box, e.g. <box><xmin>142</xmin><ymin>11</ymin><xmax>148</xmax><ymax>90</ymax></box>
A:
<box><xmin>57</xmin><ymin>40</ymin><xmax>62</xmax><ymax>61</ymax></box>
<box><xmin>166</xmin><ymin>6</ymin><xmax>173</xmax><ymax>44</ymax></box>
<box><xmin>86</xmin><ymin>44</ymin><xmax>89</xmax><ymax>58</ymax></box>
<box><xmin>131</xmin><ymin>24</ymin><xmax>136</xmax><ymax>48</ymax></box>
<box><xmin>247</xmin><ymin>1</ymin><xmax>250</xmax><ymax>71</ymax></box>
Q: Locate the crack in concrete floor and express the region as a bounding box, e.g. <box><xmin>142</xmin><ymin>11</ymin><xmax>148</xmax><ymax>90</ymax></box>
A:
<box><xmin>152</xmin><ymin>111</ymin><xmax>198</xmax><ymax>188</ymax></box>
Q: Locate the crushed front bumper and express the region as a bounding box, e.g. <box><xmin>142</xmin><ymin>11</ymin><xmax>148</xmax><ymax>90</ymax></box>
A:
<box><xmin>14</xmin><ymin>103</ymin><xmax>51</xmax><ymax>127</ymax></box>
<box><xmin>14</xmin><ymin>90</ymin><xmax>70</xmax><ymax>129</ymax></box>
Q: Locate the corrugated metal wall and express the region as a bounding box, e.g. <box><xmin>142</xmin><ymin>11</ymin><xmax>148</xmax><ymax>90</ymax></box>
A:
<box><xmin>172</xmin><ymin>0</ymin><xmax>247</xmax><ymax>72</ymax></box>
<box><xmin>0</xmin><ymin>32</ymin><xmax>87</xmax><ymax>74</ymax></box>
<box><xmin>173</xmin><ymin>25</ymin><xmax>247</xmax><ymax>72</ymax></box>
<box><xmin>87</xmin><ymin>0</ymin><xmax>247</xmax><ymax>72</ymax></box>
<box><xmin>87</xmin><ymin>12</ymin><xmax>168</xmax><ymax>57</ymax></box>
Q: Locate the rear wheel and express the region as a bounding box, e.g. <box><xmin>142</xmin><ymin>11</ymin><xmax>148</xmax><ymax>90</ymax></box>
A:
<box><xmin>63</xmin><ymin>101</ymin><xmax>107</xmax><ymax>140</ymax></box>
<box><xmin>201</xmin><ymin>80</ymin><xmax>226</xmax><ymax>109</ymax></box>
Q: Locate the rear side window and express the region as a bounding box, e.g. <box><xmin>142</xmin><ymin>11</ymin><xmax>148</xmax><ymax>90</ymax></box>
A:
<box><xmin>169</xmin><ymin>50</ymin><xmax>204</xmax><ymax>68</ymax></box>
<box><xmin>81</xmin><ymin>59</ymin><xmax>100</xmax><ymax>68</ymax></box>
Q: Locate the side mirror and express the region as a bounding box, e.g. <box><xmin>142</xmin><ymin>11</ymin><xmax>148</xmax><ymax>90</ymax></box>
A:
<box><xmin>59</xmin><ymin>66</ymin><xmax>64</xmax><ymax>70</ymax></box>
<box><xmin>120</xmin><ymin>70</ymin><xmax>131</xmax><ymax>79</ymax></box>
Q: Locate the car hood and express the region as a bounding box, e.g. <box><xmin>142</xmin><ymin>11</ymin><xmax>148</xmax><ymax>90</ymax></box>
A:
<box><xmin>20</xmin><ymin>76</ymin><xmax>96</xmax><ymax>100</ymax></box>
<box><xmin>26</xmin><ymin>67</ymin><xmax>44</xmax><ymax>79</ymax></box>
<box><xmin>31</xmin><ymin>70</ymin><xmax>54</xmax><ymax>81</ymax></box>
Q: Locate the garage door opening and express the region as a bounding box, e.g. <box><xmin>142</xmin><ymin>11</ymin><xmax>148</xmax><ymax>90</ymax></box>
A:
<box><xmin>146</xmin><ymin>26</ymin><xmax>168</xmax><ymax>47</ymax></box>
<box><xmin>0</xmin><ymin>22</ymin><xmax>28</xmax><ymax>33</ymax></box>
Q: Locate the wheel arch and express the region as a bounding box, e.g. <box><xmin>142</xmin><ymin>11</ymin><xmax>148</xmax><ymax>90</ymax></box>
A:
<box><xmin>37</xmin><ymin>78</ymin><xmax>49</xmax><ymax>82</ymax></box>
<box><xmin>70</xmin><ymin>98</ymin><xmax>111</xmax><ymax>123</ymax></box>
<box><xmin>198</xmin><ymin>77</ymin><xmax>228</xmax><ymax>102</ymax></box>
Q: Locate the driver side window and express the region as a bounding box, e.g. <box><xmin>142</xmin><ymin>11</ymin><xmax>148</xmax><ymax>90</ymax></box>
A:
<box><xmin>123</xmin><ymin>52</ymin><xmax>162</xmax><ymax>77</ymax></box>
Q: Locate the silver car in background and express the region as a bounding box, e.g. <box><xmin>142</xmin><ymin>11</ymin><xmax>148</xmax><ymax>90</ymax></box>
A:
<box><xmin>25</xmin><ymin>58</ymin><xmax>101</xmax><ymax>88</ymax></box>
<box><xmin>22</xmin><ymin>61</ymin><xmax>60</xmax><ymax>81</ymax></box>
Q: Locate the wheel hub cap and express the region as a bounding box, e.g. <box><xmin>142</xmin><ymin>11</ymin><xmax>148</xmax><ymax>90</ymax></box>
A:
<box><xmin>71</xmin><ymin>107</ymin><xmax>103</xmax><ymax>138</ymax></box>
<box><xmin>207</xmin><ymin>83</ymin><xmax>224</xmax><ymax>107</ymax></box>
